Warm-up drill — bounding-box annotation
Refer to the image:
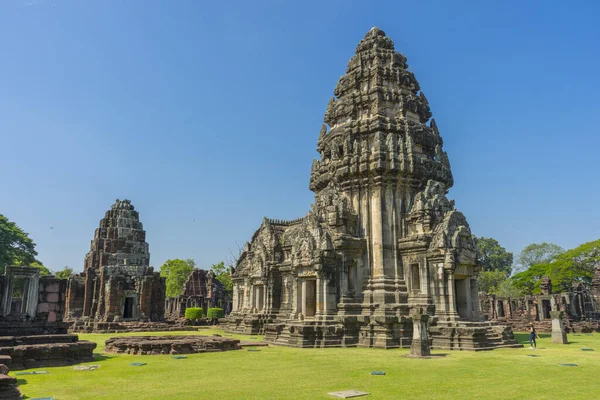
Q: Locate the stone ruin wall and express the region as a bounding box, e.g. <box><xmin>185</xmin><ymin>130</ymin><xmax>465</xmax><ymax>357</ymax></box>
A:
<box><xmin>480</xmin><ymin>275</ymin><xmax>600</xmax><ymax>333</ymax></box>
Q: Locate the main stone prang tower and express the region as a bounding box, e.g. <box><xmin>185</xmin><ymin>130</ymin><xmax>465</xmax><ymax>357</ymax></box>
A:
<box><xmin>310</xmin><ymin>27</ymin><xmax>452</xmax><ymax>321</ymax></box>
<box><xmin>225</xmin><ymin>28</ymin><xmax>520</xmax><ymax>350</ymax></box>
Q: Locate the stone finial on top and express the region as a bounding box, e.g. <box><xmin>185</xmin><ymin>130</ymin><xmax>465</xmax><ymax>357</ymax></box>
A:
<box><xmin>112</xmin><ymin>199</ymin><xmax>134</xmax><ymax>210</ymax></box>
<box><xmin>356</xmin><ymin>26</ymin><xmax>395</xmax><ymax>52</ymax></box>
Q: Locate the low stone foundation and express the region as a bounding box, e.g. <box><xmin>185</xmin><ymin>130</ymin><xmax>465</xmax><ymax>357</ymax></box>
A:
<box><xmin>69</xmin><ymin>321</ymin><xmax>197</xmax><ymax>334</ymax></box>
<box><xmin>429</xmin><ymin>321</ymin><xmax>522</xmax><ymax>351</ymax></box>
<box><xmin>104</xmin><ymin>335</ymin><xmax>241</xmax><ymax>355</ymax></box>
<box><xmin>0</xmin><ymin>335</ymin><xmax>96</xmax><ymax>370</ymax></box>
<box><xmin>0</xmin><ymin>356</ymin><xmax>20</xmax><ymax>400</ymax></box>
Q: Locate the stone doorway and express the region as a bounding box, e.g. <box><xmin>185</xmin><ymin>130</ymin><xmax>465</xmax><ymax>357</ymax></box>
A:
<box><xmin>123</xmin><ymin>297</ymin><xmax>135</xmax><ymax>319</ymax></box>
<box><xmin>455</xmin><ymin>279</ymin><xmax>471</xmax><ymax>320</ymax></box>
<box><xmin>541</xmin><ymin>299</ymin><xmax>551</xmax><ymax>319</ymax></box>
<box><xmin>303</xmin><ymin>279</ymin><xmax>317</xmax><ymax>318</ymax></box>
<box><xmin>254</xmin><ymin>285</ymin><xmax>264</xmax><ymax>311</ymax></box>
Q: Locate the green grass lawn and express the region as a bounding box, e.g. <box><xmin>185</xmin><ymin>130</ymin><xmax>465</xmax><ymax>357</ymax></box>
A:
<box><xmin>13</xmin><ymin>329</ymin><xmax>600</xmax><ymax>399</ymax></box>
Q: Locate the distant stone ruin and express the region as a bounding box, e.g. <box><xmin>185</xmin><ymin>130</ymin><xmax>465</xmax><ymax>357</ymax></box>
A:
<box><xmin>223</xmin><ymin>28</ymin><xmax>520</xmax><ymax>351</ymax></box>
<box><xmin>165</xmin><ymin>269</ymin><xmax>231</xmax><ymax>321</ymax></box>
<box><xmin>480</xmin><ymin>273</ymin><xmax>600</xmax><ymax>333</ymax></box>
<box><xmin>66</xmin><ymin>199</ymin><xmax>167</xmax><ymax>333</ymax></box>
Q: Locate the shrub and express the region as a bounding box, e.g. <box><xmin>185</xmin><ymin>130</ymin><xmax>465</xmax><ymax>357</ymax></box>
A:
<box><xmin>185</xmin><ymin>307</ymin><xmax>203</xmax><ymax>321</ymax></box>
<box><xmin>206</xmin><ymin>308</ymin><xmax>224</xmax><ymax>320</ymax></box>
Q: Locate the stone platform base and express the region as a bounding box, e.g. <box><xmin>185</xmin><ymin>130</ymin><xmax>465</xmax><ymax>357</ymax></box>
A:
<box><xmin>429</xmin><ymin>321</ymin><xmax>523</xmax><ymax>351</ymax></box>
<box><xmin>69</xmin><ymin>321</ymin><xmax>197</xmax><ymax>334</ymax></box>
<box><xmin>104</xmin><ymin>335</ymin><xmax>240</xmax><ymax>355</ymax></box>
<box><xmin>0</xmin><ymin>335</ymin><xmax>97</xmax><ymax>370</ymax></box>
<box><xmin>223</xmin><ymin>313</ymin><xmax>278</xmax><ymax>335</ymax></box>
<box><xmin>0</xmin><ymin>356</ymin><xmax>21</xmax><ymax>400</ymax></box>
<box><xmin>264</xmin><ymin>319</ymin><xmax>350</xmax><ymax>348</ymax></box>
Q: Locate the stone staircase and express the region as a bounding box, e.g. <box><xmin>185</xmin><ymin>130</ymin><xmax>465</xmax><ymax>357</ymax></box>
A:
<box><xmin>430</xmin><ymin>320</ymin><xmax>523</xmax><ymax>351</ymax></box>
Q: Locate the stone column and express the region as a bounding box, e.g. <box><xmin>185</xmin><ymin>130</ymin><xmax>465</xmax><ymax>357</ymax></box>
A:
<box><xmin>232</xmin><ymin>284</ymin><xmax>238</xmax><ymax>312</ymax></box>
<box><xmin>446</xmin><ymin>271</ymin><xmax>458</xmax><ymax>318</ymax></box>
<box><xmin>301</xmin><ymin>280</ymin><xmax>307</xmax><ymax>318</ymax></box>
<box><xmin>464</xmin><ymin>278</ymin><xmax>472</xmax><ymax>320</ymax></box>
<box><xmin>550</xmin><ymin>311</ymin><xmax>568</xmax><ymax>344</ymax></box>
<box><xmin>291</xmin><ymin>278</ymin><xmax>298</xmax><ymax>315</ymax></box>
<box><xmin>437</xmin><ymin>266</ymin><xmax>447</xmax><ymax>314</ymax></box>
<box><xmin>248</xmin><ymin>284</ymin><xmax>254</xmax><ymax>312</ymax></box>
<box><xmin>316</xmin><ymin>277</ymin><xmax>323</xmax><ymax>316</ymax></box>
<box><xmin>370</xmin><ymin>185</ymin><xmax>385</xmax><ymax>278</ymax></box>
<box><xmin>409</xmin><ymin>311</ymin><xmax>430</xmax><ymax>357</ymax></box>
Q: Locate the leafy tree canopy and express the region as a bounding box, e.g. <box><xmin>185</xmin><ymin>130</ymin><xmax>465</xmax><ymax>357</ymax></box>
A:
<box><xmin>55</xmin><ymin>266</ymin><xmax>74</xmax><ymax>280</ymax></box>
<box><xmin>160</xmin><ymin>258</ymin><xmax>195</xmax><ymax>298</ymax></box>
<box><xmin>477</xmin><ymin>269</ymin><xmax>509</xmax><ymax>294</ymax></box>
<box><xmin>511</xmin><ymin>239</ymin><xmax>600</xmax><ymax>294</ymax></box>
<box><xmin>0</xmin><ymin>214</ymin><xmax>39</xmax><ymax>273</ymax></box>
<box><xmin>210</xmin><ymin>261</ymin><xmax>232</xmax><ymax>295</ymax></box>
<box><xmin>514</xmin><ymin>242</ymin><xmax>564</xmax><ymax>274</ymax></box>
<box><xmin>473</xmin><ymin>236</ymin><xmax>513</xmax><ymax>274</ymax></box>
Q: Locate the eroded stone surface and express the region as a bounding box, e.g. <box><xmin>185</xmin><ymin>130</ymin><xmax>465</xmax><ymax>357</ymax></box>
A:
<box><xmin>104</xmin><ymin>335</ymin><xmax>240</xmax><ymax>355</ymax></box>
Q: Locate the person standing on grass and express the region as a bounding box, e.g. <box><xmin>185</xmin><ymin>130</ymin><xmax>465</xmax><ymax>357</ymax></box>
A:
<box><xmin>529</xmin><ymin>322</ymin><xmax>540</xmax><ymax>349</ymax></box>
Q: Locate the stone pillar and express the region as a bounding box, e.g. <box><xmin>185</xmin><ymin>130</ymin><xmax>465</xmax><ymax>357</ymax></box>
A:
<box><xmin>371</xmin><ymin>185</ymin><xmax>385</xmax><ymax>278</ymax></box>
<box><xmin>550</xmin><ymin>311</ymin><xmax>568</xmax><ymax>344</ymax></box>
<box><xmin>446</xmin><ymin>271</ymin><xmax>458</xmax><ymax>318</ymax></box>
<box><xmin>409</xmin><ymin>311</ymin><xmax>430</xmax><ymax>357</ymax></box>
<box><xmin>464</xmin><ymin>278</ymin><xmax>472</xmax><ymax>320</ymax></box>
<box><xmin>248</xmin><ymin>284</ymin><xmax>254</xmax><ymax>312</ymax></box>
<box><xmin>316</xmin><ymin>277</ymin><xmax>323</xmax><ymax>316</ymax></box>
<box><xmin>301</xmin><ymin>280</ymin><xmax>307</xmax><ymax>317</ymax></box>
<box><xmin>232</xmin><ymin>284</ymin><xmax>238</xmax><ymax>312</ymax></box>
<box><xmin>437</xmin><ymin>266</ymin><xmax>447</xmax><ymax>314</ymax></box>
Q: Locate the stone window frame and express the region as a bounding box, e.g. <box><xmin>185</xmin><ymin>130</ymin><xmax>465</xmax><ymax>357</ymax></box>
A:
<box><xmin>1</xmin><ymin>266</ymin><xmax>40</xmax><ymax>319</ymax></box>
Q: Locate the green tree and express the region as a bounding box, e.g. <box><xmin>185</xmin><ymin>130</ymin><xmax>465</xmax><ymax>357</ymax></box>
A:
<box><xmin>477</xmin><ymin>269</ymin><xmax>509</xmax><ymax>294</ymax></box>
<box><xmin>495</xmin><ymin>279</ymin><xmax>523</xmax><ymax>298</ymax></box>
<box><xmin>514</xmin><ymin>242</ymin><xmax>564</xmax><ymax>274</ymax></box>
<box><xmin>511</xmin><ymin>239</ymin><xmax>600</xmax><ymax>294</ymax></box>
<box><xmin>160</xmin><ymin>258</ymin><xmax>195</xmax><ymax>297</ymax></box>
<box><xmin>0</xmin><ymin>214</ymin><xmax>39</xmax><ymax>273</ymax></box>
<box><xmin>473</xmin><ymin>236</ymin><xmax>513</xmax><ymax>274</ymax></box>
<box><xmin>210</xmin><ymin>261</ymin><xmax>232</xmax><ymax>295</ymax></box>
<box><xmin>55</xmin><ymin>266</ymin><xmax>74</xmax><ymax>279</ymax></box>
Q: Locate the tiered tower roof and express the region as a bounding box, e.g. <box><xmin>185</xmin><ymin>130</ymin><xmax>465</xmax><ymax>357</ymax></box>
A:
<box><xmin>310</xmin><ymin>27</ymin><xmax>453</xmax><ymax>193</ymax></box>
<box><xmin>84</xmin><ymin>199</ymin><xmax>150</xmax><ymax>271</ymax></box>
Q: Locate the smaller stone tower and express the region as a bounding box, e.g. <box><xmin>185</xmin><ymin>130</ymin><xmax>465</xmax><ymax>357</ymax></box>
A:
<box><xmin>65</xmin><ymin>199</ymin><xmax>165</xmax><ymax>323</ymax></box>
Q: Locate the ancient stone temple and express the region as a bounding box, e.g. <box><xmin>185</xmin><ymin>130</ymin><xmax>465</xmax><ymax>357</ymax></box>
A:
<box><xmin>0</xmin><ymin>266</ymin><xmax>96</xmax><ymax>370</ymax></box>
<box><xmin>66</xmin><ymin>199</ymin><xmax>166</xmax><ymax>331</ymax></box>
<box><xmin>224</xmin><ymin>28</ymin><xmax>520</xmax><ymax>350</ymax></box>
<box><xmin>165</xmin><ymin>269</ymin><xmax>231</xmax><ymax>321</ymax></box>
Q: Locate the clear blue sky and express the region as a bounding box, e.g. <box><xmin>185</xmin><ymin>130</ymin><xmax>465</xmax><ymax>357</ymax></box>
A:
<box><xmin>1</xmin><ymin>0</ymin><xmax>599</xmax><ymax>273</ymax></box>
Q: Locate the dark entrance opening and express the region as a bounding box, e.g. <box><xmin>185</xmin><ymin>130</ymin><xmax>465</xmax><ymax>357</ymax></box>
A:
<box><xmin>123</xmin><ymin>297</ymin><xmax>134</xmax><ymax>319</ymax></box>
<box><xmin>411</xmin><ymin>264</ymin><xmax>420</xmax><ymax>293</ymax></box>
<box><xmin>497</xmin><ymin>301</ymin><xmax>505</xmax><ymax>317</ymax></box>
<box><xmin>542</xmin><ymin>299</ymin><xmax>551</xmax><ymax>319</ymax></box>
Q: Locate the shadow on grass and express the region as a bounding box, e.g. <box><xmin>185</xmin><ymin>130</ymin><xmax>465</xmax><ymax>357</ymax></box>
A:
<box><xmin>92</xmin><ymin>353</ymin><xmax>114</xmax><ymax>361</ymax></box>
